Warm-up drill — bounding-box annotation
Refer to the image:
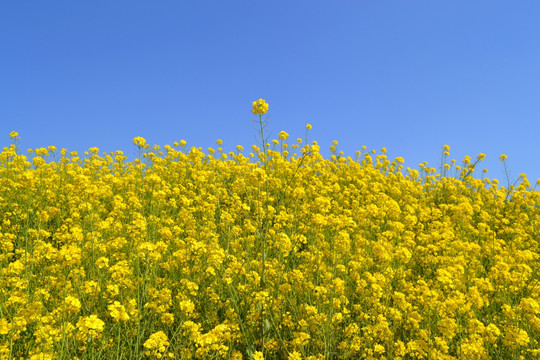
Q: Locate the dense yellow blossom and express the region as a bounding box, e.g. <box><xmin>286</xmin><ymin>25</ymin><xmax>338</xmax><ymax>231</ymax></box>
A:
<box><xmin>0</xmin><ymin>119</ymin><xmax>538</xmax><ymax>359</ymax></box>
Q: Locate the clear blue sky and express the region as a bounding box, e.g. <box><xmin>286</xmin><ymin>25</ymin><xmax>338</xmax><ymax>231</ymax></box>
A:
<box><xmin>2</xmin><ymin>1</ymin><xmax>539</xmax><ymax>184</ymax></box>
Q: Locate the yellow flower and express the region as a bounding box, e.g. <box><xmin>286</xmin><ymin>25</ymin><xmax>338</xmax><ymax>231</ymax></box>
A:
<box><xmin>519</xmin><ymin>298</ymin><xmax>540</xmax><ymax>314</ymax></box>
<box><xmin>252</xmin><ymin>351</ymin><xmax>264</xmax><ymax>360</ymax></box>
<box><xmin>499</xmin><ymin>154</ymin><xmax>507</xmax><ymax>161</ymax></box>
<box><xmin>96</xmin><ymin>256</ymin><xmax>109</xmax><ymax>269</ymax></box>
<box><xmin>485</xmin><ymin>323</ymin><xmax>501</xmax><ymax>343</ymax></box>
<box><xmin>178</xmin><ymin>299</ymin><xmax>196</xmax><ymax>316</ymax></box>
<box><xmin>84</xmin><ymin>315</ymin><xmax>104</xmax><ymax>331</ymax></box>
<box><xmin>251</xmin><ymin>99</ymin><xmax>269</xmax><ymax>115</ymax></box>
<box><xmin>292</xmin><ymin>332</ymin><xmax>311</xmax><ymax>347</ymax></box>
<box><xmin>133</xmin><ymin>136</ymin><xmax>149</xmax><ymax>149</ymax></box>
<box><xmin>288</xmin><ymin>351</ymin><xmax>302</xmax><ymax>360</ymax></box>
<box><xmin>144</xmin><ymin>331</ymin><xmax>171</xmax><ymax>358</ymax></box>
<box><xmin>76</xmin><ymin>315</ymin><xmax>105</xmax><ymax>340</ymax></box>
<box><xmin>82</xmin><ymin>281</ymin><xmax>100</xmax><ymax>296</ymax></box>
<box><xmin>64</xmin><ymin>296</ymin><xmax>81</xmax><ymax>314</ymax></box>
<box><xmin>0</xmin><ymin>318</ymin><xmax>11</xmax><ymax>335</ymax></box>
<box><xmin>160</xmin><ymin>312</ymin><xmax>174</xmax><ymax>325</ymax></box>
<box><xmin>9</xmin><ymin>131</ymin><xmax>19</xmax><ymax>139</ymax></box>
<box><xmin>279</xmin><ymin>131</ymin><xmax>289</xmax><ymax>140</ymax></box>
<box><xmin>230</xmin><ymin>351</ymin><xmax>243</xmax><ymax>360</ymax></box>
<box><xmin>515</xmin><ymin>329</ymin><xmax>530</xmax><ymax>346</ymax></box>
<box><xmin>12</xmin><ymin>316</ymin><xmax>27</xmax><ymax>332</ymax></box>
<box><xmin>108</xmin><ymin>301</ymin><xmax>130</xmax><ymax>322</ymax></box>
<box><xmin>374</xmin><ymin>344</ymin><xmax>385</xmax><ymax>354</ymax></box>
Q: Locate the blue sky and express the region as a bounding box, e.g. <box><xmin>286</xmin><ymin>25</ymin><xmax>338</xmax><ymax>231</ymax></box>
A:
<box><xmin>2</xmin><ymin>1</ymin><xmax>539</xmax><ymax>184</ymax></box>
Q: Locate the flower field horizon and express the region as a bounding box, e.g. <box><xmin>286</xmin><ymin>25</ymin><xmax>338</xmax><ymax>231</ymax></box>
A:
<box><xmin>1</xmin><ymin>103</ymin><xmax>539</xmax><ymax>359</ymax></box>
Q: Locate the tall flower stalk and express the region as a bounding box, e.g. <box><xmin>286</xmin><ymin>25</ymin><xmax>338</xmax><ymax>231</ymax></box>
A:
<box><xmin>251</xmin><ymin>98</ymin><xmax>270</xmax><ymax>356</ymax></box>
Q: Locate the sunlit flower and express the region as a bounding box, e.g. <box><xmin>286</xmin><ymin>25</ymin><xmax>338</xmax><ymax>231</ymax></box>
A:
<box><xmin>251</xmin><ymin>99</ymin><xmax>269</xmax><ymax>115</ymax></box>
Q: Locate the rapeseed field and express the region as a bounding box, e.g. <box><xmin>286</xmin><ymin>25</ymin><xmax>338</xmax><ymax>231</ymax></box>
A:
<box><xmin>1</xmin><ymin>99</ymin><xmax>539</xmax><ymax>359</ymax></box>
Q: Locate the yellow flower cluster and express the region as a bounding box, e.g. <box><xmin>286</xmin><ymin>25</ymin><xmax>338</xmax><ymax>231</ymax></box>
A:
<box><xmin>144</xmin><ymin>331</ymin><xmax>174</xmax><ymax>358</ymax></box>
<box><xmin>0</xmin><ymin>128</ymin><xmax>538</xmax><ymax>359</ymax></box>
<box><xmin>252</xmin><ymin>99</ymin><xmax>269</xmax><ymax>115</ymax></box>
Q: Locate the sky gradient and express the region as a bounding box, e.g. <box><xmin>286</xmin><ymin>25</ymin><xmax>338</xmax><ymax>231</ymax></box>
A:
<box><xmin>2</xmin><ymin>1</ymin><xmax>539</xmax><ymax>184</ymax></box>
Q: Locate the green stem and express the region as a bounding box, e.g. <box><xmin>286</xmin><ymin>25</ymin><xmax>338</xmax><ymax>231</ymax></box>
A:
<box><xmin>258</xmin><ymin>113</ymin><xmax>269</xmax><ymax>355</ymax></box>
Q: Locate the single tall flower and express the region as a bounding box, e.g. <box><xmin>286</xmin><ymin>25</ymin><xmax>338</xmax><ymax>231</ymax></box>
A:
<box><xmin>251</xmin><ymin>99</ymin><xmax>269</xmax><ymax>115</ymax></box>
